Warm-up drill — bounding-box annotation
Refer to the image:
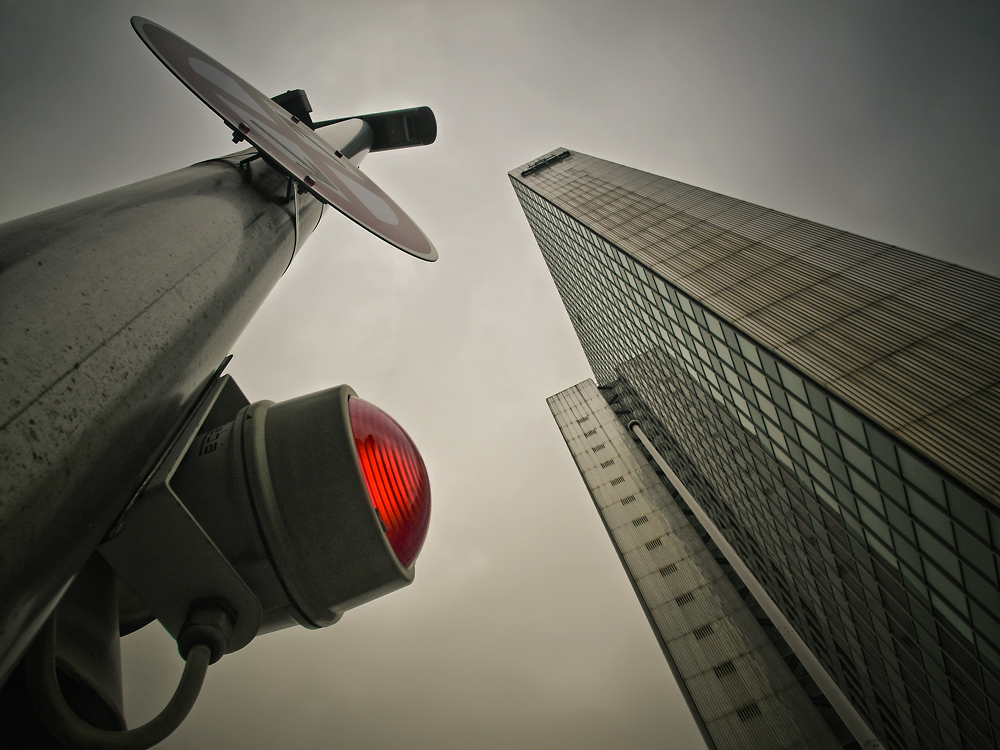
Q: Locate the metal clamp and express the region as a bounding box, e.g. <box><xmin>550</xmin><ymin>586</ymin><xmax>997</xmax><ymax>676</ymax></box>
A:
<box><xmin>99</xmin><ymin>375</ymin><xmax>262</xmax><ymax>653</ymax></box>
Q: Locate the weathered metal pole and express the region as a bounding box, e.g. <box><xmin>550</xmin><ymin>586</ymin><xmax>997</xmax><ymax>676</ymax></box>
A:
<box><xmin>0</xmin><ymin>153</ymin><xmax>323</xmax><ymax>682</ymax></box>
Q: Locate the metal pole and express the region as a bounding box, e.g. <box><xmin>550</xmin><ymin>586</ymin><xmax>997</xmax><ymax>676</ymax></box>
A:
<box><xmin>0</xmin><ymin>152</ymin><xmax>322</xmax><ymax>682</ymax></box>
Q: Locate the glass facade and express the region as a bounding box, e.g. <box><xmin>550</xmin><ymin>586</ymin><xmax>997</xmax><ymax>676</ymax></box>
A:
<box><xmin>548</xmin><ymin>380</ymin><xmax>849</xmax><ymax>750</ymax></box>
<box><xmin>512</xmin><ymin>151</ymin><xmax>1000</xmax><ymax>750</ymax></box>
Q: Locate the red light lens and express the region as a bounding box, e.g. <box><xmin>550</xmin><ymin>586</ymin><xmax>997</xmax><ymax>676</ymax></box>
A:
<box><xmin>348</xmin><ymin>397</ymin><xmax>430</xmax><ymax>568</ymax></box>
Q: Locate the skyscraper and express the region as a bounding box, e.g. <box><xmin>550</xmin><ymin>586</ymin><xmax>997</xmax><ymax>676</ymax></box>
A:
<box><xmin>511</xmin><ymin>150</ymin><xmax>1000</xmax><ymax>750</ymax></box>
<box><xmin>547</xmin><ymin>379</ymin><xmax>863</xmax><ymax>750</ymax></box>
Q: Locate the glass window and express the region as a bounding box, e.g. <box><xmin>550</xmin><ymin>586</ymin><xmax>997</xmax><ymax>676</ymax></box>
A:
<box><xmin>747</xmin><ymin>365</ymin><xmax>769</xmax><ymax>394</ymax></box>
<box><xmin>737</xmin><ymin>334</ymin><xmax>762</xmax><ymax>368</ymax></box>
<box><xmin>685</xmin><ymin>315</ymin><xmax>703</xmax><ymax>342</ymax></box>
<box><xmin>808</xmin><ymin>457</ymin><xmax>834</xmax><ymax>492</ymax></box>
<box><xmin>970</xmin><ymin>601</ymin><xmax>1000</xmax><ymax>647</ymax></box>
<box><xmin>907</xmin><ymin>487</ymin><xmax>954</xmax><ymax>547</ymax></box>
<box><xmin>713</xmin><ymin>338</ymin><xmax>733</xmax><ymax>365</ymax></box>
<box><xmin>886</xmin><ymin>503</ymin><xmax>915</xmax><ymax>543</ymax></box>
<box><xmin>653</xmin><ymin>276</ymin><xmax>670</xmax><ymax>298</ymax></box>
<box><xmin>730</xmin><ymin>358</ymin><xmax>749</xmax><ymax>381</ymax></box>
<box><xmin>861</xmin><ymin>426</ymin><xmax>897</xmax><ymax>473</ymax></box>
<box><xmin>693</xmin><ymin>307</ymin><xmax>708</xmax><ymax>330</ymax></box>
<box><xmin>830</xmin><ymin>400</ymin><xmax>867</xmax><ymax>448</ymax></box>
<box><xmin>774</xmin><ymin>446</ymin><xmax>793</xmax><ymax>470</ymax></box>
<box><xmin>788</xmin><ymin>397</ymin><xmax>817</xmax><ymax>435</ymax></box>
<box><xmin>898</xmin><ymin>551</ymin><xmax>928</xmax><ymax>597</ymax></box>
<box><xmin>804</xmin><ymin>382</ymin><xmax>833</xmax><ymax>422</ymax></box>
<box><xmin>777</xmin><ymin>362</ymin><xmax>808</xmax><ymax>402</ymax></box>
<box><xmin>836</xmin><ymin>480</ymin><xmax>860</xmax><ymax>516</ymax></box>
<box><xmin>757</xmin><ymin>394</ymin><xmax>779</xmax><ymax>423</ymax></box>
<box><xmin>766</xmin><ymin>418</ymin><xmax>786</xmax><ymax>445</ymax></box>
<box><xmin>722</xmin><ymin>324</ymin><xmax>740</xmax><ymax>351</ymax></box>
<box><xmin>826</xmin><ymin>451</ymin><xmax>850</xmax><ymax>485</ymax></box>
<box><xmin>676</xmin><ymin>293</ymin><xmax>694</xmax><ymax>318</ymax></box>
<box><xmin>778</xmin><ymin>411</ymin><xmax>795</xmax><ymax>436</ymax></box>
<box><xmin>955</xmin><ymin>526</ymin><xmax>997</xmax><ymax>583</ymax></box>
<box><xmin>916</xmin><ymin>525</ymin><xmax>960</xmax><ymax>579</ymax></box>
<box><xmin>705</xmin><ymin>312</ymin><xmax>724</xmax><ymax>340</ymax></box>
<box><xmin>738</xmin><ymin>412</ymin><xmax>757</xmax><ymax>435</ymax></box>
<box><xmin>926</xmin><ymin>563</ymin><xmax>969</xmax><ymax>620</ymax></box>
<box><xmin>723</xmin><ymin>365</ymin><xmax>741</xmax><ymax>390</ymax></box>
<box><xmin>794</xmin><ymin>463</ymin><xmax>812</xmax><ymax>488</ymax></box>
<box><xmin>965</xmin><ymin>568</ymin><xmax>1000</xmax><ymax>622</ymax></box>
<box><xmin>930</xmin><ymin>593</ymin><xmax>972</xmax><ymax>640</ymax></box>
<box><xmin>732</xmin><ymin>392</ymin><xmax>751</xmax><ymax>417</ymax></box>
<box><xmin>815</xmin><ymin>484</ymin><xmax>837</xmax><ymax>512</ymax></box>
<box><xmin>867</xmin><ymin>530</ymin><xmax>896</xmax><ymax>567</ymax></box>
<box><xmin>859</xmin><ymin>504</ymin><xmax>892</xmax><ymax>544</ymax></box>
<box><xmin>841</xmin><ymin>437</ymin><xmax>876</xmax><ymax>483</ymax></box>
<box><xmin>842</xmin><ymin>509</ymin><xmax>864</xmax><ymax>540</ymax></box>
<box><xmin>641</xmin><ymin>266</ymin><xmax>655</xmax><ymax>287</ymax></box>
<box><xmin>694</xmin><ymin>341</ymin><xmax>711</xmax><ymax>364</ymax></box>
<box><xmin>816</xmin><ymin>419</ymin><xmax>841</xmax><ymax>453</ymax></box>
<box><xmin>798</xmin><ymin>426</ymin><xmax>824</xmax><ymax>462</ymax></box>
<box><xmin>946</xmin><ymin>482</ymin><xmax>988</xmax><ymax>536</ymax></box>
<box><xmin>768</xmin><ymin>384</ymin><xmax>790</xmax><ymax>415</ymax></box>
<box><xmin>759</xmin><ymin>350</ymin><xmax>781</xmax><ymax>382</ymax></box>
<box><xmin>898</xmin><ymin>449</ymin><xmax>946</xmax><ymax>507</ymax></box>
<box><xmin>850</xmin><ymin>469</ymin><xmax>884</xmax><ymax>514</ymax></box>
<box><xmin>893</xmin><ymin>532</ymin><xmax>921</xmax><ymax>574</ymax></box>
<box><xmin>978</xmin><ymin>633</ymin><xmax>1000</xmax><ymax>675</ymax></box>
<box><xmin>875</xmin><ymin>464</ymin><xmax>906</xmax><ymax>506</ymax></box>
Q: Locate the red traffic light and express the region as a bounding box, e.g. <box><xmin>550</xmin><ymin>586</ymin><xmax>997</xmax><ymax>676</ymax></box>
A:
<box><xmin>110</xmin><ymin>383</ymin><xmax>432</xmax><ymax>643</ymax></box>
<box><xmin>349</xmin><ymin>397</ymin><xmax>430</xmax><ymax>569</ymax></box>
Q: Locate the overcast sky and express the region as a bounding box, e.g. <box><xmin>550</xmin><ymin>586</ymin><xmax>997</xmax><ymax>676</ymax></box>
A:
<box><xmin>2</xmin><ymin>1</ymin><xmax>998</xmax><ymax>748</ymax></box>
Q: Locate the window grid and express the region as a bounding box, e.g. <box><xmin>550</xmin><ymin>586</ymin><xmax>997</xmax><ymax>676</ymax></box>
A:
<box><xmin>513</xmin><ymin>171</ymin><xmax>1000</xmax><ymax>750</ymax></box>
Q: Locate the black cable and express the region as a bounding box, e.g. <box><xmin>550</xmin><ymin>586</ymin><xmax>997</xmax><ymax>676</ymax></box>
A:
<box><xmin>26</xmin><ymin>616</ymin><xmax>211</xmax><ymax>750</ymax></box>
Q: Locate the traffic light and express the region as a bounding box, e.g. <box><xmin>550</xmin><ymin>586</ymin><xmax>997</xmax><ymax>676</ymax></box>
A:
<box><xmin>105</xmin><ymin>378</ymin><xmax>432</xmax><ymax>641</ymax></box>
<box><xmin>0</xmin><ymin>15</ymin><xmax>438</xmax><ymax>750</ymax></box>
<box><xmin>19</xmin><ymin>373</ymin><xmax>432</xmax><ymax>749</ymax></box>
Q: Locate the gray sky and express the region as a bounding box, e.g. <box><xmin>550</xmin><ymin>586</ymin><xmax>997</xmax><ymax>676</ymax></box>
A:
<box><xmin>2</xmin><ymin>1</ymin><xmax>998</xmax><ymax>748</ymax></box>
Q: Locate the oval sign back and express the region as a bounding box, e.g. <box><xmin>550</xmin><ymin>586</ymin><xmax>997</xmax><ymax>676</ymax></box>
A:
<box><xmin>132</xmin><ymin>17</ymin><xmax>437</xmax><ymax>261</ymax></box>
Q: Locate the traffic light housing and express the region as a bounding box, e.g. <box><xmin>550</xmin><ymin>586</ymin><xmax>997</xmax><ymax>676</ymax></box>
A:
<box><xmin>170</xmin><ymin>384</ymin><xmax>431</xmax><ymax>633</ymax></box>
<box><xmin>101</xmin><ymin>375</ymin><xmax>431</xmax><ymax>645</ymax></box>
